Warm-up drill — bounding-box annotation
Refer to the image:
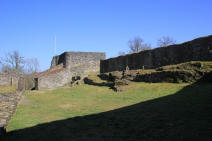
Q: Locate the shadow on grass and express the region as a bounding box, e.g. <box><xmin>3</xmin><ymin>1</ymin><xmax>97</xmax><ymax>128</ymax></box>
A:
<box><xmin>83</xmin><ymin>77</ymin><xmax>114</xmax><ymax>89</ymax></box>
<box><xmin>2</xmin><ymin>79</ymin><xmax>212</xmax><ymax>141</ymax></box>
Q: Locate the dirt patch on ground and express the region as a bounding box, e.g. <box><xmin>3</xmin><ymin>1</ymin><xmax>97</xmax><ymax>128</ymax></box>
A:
<box><xmin>20</xmin><ymin>99</ymin><xmax>31</xmax><ymax>104</ymax></box>
<box><xmin>59</xmin><ymin>104</ymin><xmax>75</xmax><ymax>109</ymax></box>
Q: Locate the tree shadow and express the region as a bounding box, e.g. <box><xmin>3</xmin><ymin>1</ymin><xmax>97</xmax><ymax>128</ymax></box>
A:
<box><xmin>1</xmin><ymin>78</ymin><xmax>212</xmax><ymax>141</ymax></box>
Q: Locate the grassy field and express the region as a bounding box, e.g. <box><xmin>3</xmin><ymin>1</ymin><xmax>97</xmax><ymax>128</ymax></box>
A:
<box><xmin>2</xmin><ymin>82</ymin><xmax>212</xmax><ymax>141</ymax></box>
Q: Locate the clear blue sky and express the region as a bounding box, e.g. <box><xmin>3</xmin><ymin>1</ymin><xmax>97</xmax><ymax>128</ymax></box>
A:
<box><xmin>0</xmin><ymin>0</ymin><xmax>211</xmax><ymax>71</ymax></box>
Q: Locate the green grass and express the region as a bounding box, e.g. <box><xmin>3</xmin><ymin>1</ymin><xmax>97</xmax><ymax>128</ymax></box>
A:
<box><xmin>86</xmin><ymin>74</ymin><xmax>108</xmax><ymax>83</ymax></box>
<box><xmin>7</xmin><ymin>82</ymin><xmax>187</xmax><ymax>131</ymax></box>
<box><xmin>3</xmin><ymin>82</ymin><xmax>212</xmax><ymax>141</ymax></box>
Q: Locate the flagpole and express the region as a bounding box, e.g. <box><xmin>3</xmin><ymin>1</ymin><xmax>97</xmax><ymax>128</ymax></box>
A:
<box><xmin>54</xmin><ymin>36</ymin><xmax>56</xmax><ymax>55</ymax></box>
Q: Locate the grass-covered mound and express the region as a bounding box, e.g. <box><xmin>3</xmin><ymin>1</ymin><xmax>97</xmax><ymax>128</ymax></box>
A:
<box><xmin>2</xmin><ymin>81</ymin><xmax>212</xmax><ymax>141</ymax></box>
<box><xmin>85</xmin><ymin>61</ymin><xmax>212</xmax><ymax>92</ymax></box>
<box><xmin>100</xmin><ymin>61</ymin><xmax>212</xmax><ymax>83</ymax></box>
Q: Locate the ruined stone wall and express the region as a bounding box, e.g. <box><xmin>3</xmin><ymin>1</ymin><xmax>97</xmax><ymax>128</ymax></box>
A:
<box><xmin>0</xmin><ymin>91</ymin><xmax>23</xmax><ymax>135</ymax></box>
<box><xmin>51</xmin><ymin>52</ymin><xmax>106</xmax><ymax>75</ymax></box>
<box><xmin>51</xmin><ymin>52</ymin><xmax>67</xmax><ymax>68</ymax></box>
<box><xmin>100</xmin><ymin>35</ymin><xmax>212</xmax><ymax>73</ymax></box>
<box><xmin>35</xmin><ymin>66</ymin><xmax>72</xmax><ymax>89</ymax></box>
<box><xmin>0</xmin><ymin>73</ymin><xmax>19</xmax><ymax>87</ymax></box>
<box><xmin>0</xmin><ymin>76</ymin><xmax>24</xmax><ymax>135</ymax></box>
<box><xmin>35</xmin><ymin>52</ymin><xmax>105</xmax><ymax>89</ymax></box>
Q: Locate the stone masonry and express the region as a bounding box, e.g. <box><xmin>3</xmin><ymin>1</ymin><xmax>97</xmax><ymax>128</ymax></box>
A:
<box><xmin>0</xmin><ymin>73</ymin><xmax>19</xmax><ymax>87</ymax></box>
<box><xmin>100</xmin><ymin>35</ymin><xmax>212</xmax><ymax>73</ymax></box>
<box><xmin>0</xmin><ymin>73</ymin><xmax>25</xmax><ymax>136</ymax></box>
<box><xmin>0</xmin><ymin>91</ymin><xmax>23</xmax><ymax>136</ymax></box>
<box><xmin>51</xmin><ymin>52</ymin><xmax>106</xmax><ymax>75</ymax></box>
<box><xmin>34</xmin><ymin>65</ymin><xmax>72</xmax><ymax>89</ymax></box>
<box><xmin>35</xmin><ymin>52</ymin><xmax>106</xmax><ymax>89</ymax></box>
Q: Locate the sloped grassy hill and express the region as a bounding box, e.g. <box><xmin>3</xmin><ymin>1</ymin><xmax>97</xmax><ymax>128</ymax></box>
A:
<box><xmin>84</xmin><ymin>61</ymin><xmax>212</xmax><ymax>92</ymax></box>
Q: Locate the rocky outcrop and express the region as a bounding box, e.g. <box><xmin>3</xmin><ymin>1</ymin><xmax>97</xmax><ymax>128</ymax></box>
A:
<box><xmin>113</xmin><ymin>79</ymin><xmax>131</xmax><ymax>92</ymax></box>
<box><xmin>133</xmin><ymin>61</ymin><xmax>212</xmax><ymax>83</ymax></box>
<box><xmin>100</xmin><ymin>61</ymin><xmax>212</xmax><ymax>83</ymax></box>
<box><xmin>89</xmin><ymin>61</ymin><xmax>212</xmax><ymax>92</ymax></box>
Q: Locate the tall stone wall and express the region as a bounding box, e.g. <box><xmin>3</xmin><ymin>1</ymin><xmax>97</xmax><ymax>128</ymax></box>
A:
<box><xmin>51</xmin><ymin>52</ymin><xmax>106</xmax><ymax>75</ymax></box>
<box><xmin>100</xmin><ymin>35</ymin><xmax>212</xmax><ymax>73</ymax></box>
<box><xmin>0</xmin><ymin>73</ymin><xmax>19</xmax><ymax>87</ymax></box>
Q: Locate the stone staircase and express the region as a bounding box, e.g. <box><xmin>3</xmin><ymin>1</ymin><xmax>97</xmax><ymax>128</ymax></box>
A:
<box><xmin>0</xmin><ymin>91</ymin><xmax>22</xmax><ymax>136</ymax></box>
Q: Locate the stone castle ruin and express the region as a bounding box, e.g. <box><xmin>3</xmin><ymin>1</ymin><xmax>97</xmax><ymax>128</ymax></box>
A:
<box><xmin>34</xmin><ymin>52</ymin><xmax>105</xmax><ymax>89</ymax></box>
<box><xmin>1</xmin><ymin>35</ymin><xmax>212</xmax><ymax>136</ymax></box>
<box><xmin>34</xmin><ymin>35</ymin><xmax>212</xmax><ymax>89</ymax></box>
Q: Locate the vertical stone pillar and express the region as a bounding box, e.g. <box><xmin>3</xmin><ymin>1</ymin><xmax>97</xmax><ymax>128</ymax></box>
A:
<box><xmin>18</xmin><ymin>76</ymin><xmax>25</xmax><ymax>91</ymax></box>
<box><xmin>64</xmin><ymin>52</ymin><xmax>71</xmax><ymax>69</ymax></box>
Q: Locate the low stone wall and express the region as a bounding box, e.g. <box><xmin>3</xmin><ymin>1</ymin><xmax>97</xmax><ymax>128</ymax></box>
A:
<box><xmin>0</xmin><ymin>91</ymin><xmax>23</xmax><ymax>136</ymax></box>
<box><xmin>0</xmin><ymin>73</ymin><xmax>19</xmax><ymax>87</ymax></box>
<box><xmin>100</xmin><ymin>35</ymin><xmax>212</xmax><ymax>73</ymax></box>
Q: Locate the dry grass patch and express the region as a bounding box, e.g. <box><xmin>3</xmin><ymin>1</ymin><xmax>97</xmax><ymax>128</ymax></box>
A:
<box><xmin>0</xmin><ymin>85</ymin><xmax>16</xmax><ymax>94</ymax></box>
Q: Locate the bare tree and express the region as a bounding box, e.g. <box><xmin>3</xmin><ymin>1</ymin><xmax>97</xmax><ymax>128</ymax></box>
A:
<box><xmin>128</xmin><ymin>37</ymin><xmax>151</xmax><ymax>53</ymax></box>
<box><xmin>24</xmin><ymin>58</ymin><xmax>40</xmax><ymax>74</ymax></box>
<box><xmin>1</xmin><ymin>65</ymin><xmax>13</xmax><ymax>73</ymax></box>
<box><xmin>140</xmin><ymin>43</ymin><xmax>152</xmax><ymax>51</ymax></box>
<box><xmin>1</xmin><ymin>51</ymin><xmax>24</xmax><ymax>74</ymax></box>
<box><xmin>157</xmin><ymin>36</ymin><xmax>176</xmax><ymax>47</ymax></box>
<box><xmin>0</xmin><ymin>51</ymin><xmax>40</xmax><ymax>90</ymax></box>
<box><xmin>118</xmin><ymin>51</ymin><xmax>126</xmax><ymax>56</ymax></box>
